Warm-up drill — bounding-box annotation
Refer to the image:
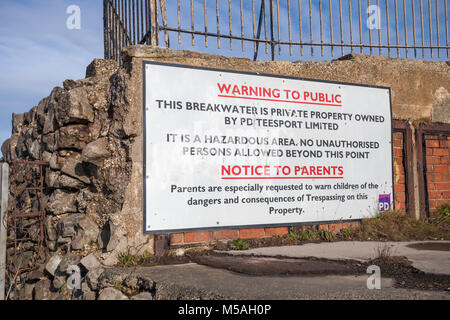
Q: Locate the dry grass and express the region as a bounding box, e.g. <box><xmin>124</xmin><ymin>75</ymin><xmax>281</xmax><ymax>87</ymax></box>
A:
<box><xmin>341</xmin><ymin>205</ymin><xmax>450</xmax><ymax>241</ymax></box>
<box><xmin>375</xmin><ymin>243</ymin><xmax>396</xmax><ymax>261</ymax></box>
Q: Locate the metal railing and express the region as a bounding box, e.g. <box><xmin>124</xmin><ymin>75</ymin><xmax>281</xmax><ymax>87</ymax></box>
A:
<box><xmin>104</xmin><ymin>0</ymin><xmax>450</xmax><ymax>62</ymax></box>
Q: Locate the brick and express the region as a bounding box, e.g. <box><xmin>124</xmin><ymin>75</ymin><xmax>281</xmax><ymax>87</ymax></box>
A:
<box><xmin>426</xmin><ymin>156</ymin><xmax>440</xmax><ymax>165</ymax></box>
<box><xmin>433</xmin><ymin>148</ymin><xmax>449</xmax><ymax>157</ymax></box>
<box><xmin>426</xmin><ymin>140</ymin><xmax>440</xmax><ymax>148</ymax></box>
<box><xmin>428</xmin><ymin>173</ymin><xmax>448</xmax><ymax>182</ymax></box>
<box><xmin>213</xmin><ymin>229</ymin><xmax>239</xmax><ymax>241</ymax></box>
<box><xmin>427</xmin><ymin>183</ymin><xmax>437</xmax><ymax>191</ymax></box>
<box><xmin>184</xmin><ymin>231</ymin><xmax>213</xmax><ymax>243</ymax></box>
<box><xmin>428</xmin><ymin>200</ymin><xmax>437</xmax><ymax>210</ymax></box>
<box><xmin>395</xmin><ymin>175</ymin><xmax>405</xmax><ymax>184</ymax></box>
<box><xmin>434</xmin><ymin>182</ymin><xmax>450</xmax><ymax>191</ymax></box>
<box><xmin>239</xmin><ymin>228</ymin><xmax>265</xmax><ymax>239</ymax></box>
<box><xmin>347</xmin><ymin>221</ymin><xmax>360</xmax><ymax>228</ymax></box>
<box><xmin>393</xmin><ymin>139</ymin><xmax>403</xmax><ymax>148</ymax></box>
<box><xmin>435</xmin><ymin>200</ymin><xmax>449</xmax><ymax>208</ymax></box>
<box><xmin>327</xmin><ymin>223</ymin><xmax>343</xmax><ymax>233</ymax></box>
<box><xmin>394</xmin><ymin>202</ymin><xmax>406</xmax><ymax>211</ymax></box>
<box><xmin>426</xmin><ymin>148</ymin><xmax>434</xmax><ymax>156</ymax></box>
<box><xmin>170</xmin><ymin>233</ymin><xmax>183</xmax><ymax>245</ymax></box>
<box><xmin>394</xmin><ymin>184</ymin><xmax>405</xmax><ymax>192</ymax></box>
<box><xmin>440</xmin><ymin>139</ymin><xmax>450</xmax><ymax>148</ymax></box>
<box><xmin>264</xmin><ymin>227</ymin><xmax>288</xmax><ymax>237</ymax></box>
<box><xmin>428</xmin><ymin>191</ymin><xmax>444</xmax><ymax>200</ymax></box>
<box><xmin>395</xmin><ymin>193</ymin><xmax>406</xmax><ymax>202</ymax></box>
<box><xmin>319</xmin><ymin>224</ymin><xmax>329</xmax><ymax>231</ymax></box>
<box><xmin>433</xmin><ymin>165</ymin><xmax>449</xmax><ymax>174</ymax></box>
<box><xmin>393</xmin><ymin>149</ymin><xmax>403</xmax><ymax>157</ymax></box>
<box><xmin>440</xmin><ymin>157</ymin><xmax>450</xmax><ymax>165</ymax></box>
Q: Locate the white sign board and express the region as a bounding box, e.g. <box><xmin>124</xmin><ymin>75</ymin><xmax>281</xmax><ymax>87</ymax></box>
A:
<box><xmin>143</xmin><ymin>61</ymin><xmax>393</xmax><ymax>234</ymax></box>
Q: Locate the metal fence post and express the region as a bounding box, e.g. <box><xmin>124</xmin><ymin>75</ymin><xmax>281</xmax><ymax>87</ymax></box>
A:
<box><xmin>0</xmin><ymin>162</ymin><xmax>9</xmax><ymax>300</ymax></box>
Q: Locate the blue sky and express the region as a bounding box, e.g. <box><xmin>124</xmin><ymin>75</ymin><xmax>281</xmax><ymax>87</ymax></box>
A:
<box><xmin>0</xmin><ymin>0</ymin><xmax>103</xmax><ymax>148</ymax></box>
<box><xmin>0</xmin><ymin>0</ymin><xmax>448</xmax><ymax>149</ymax></box>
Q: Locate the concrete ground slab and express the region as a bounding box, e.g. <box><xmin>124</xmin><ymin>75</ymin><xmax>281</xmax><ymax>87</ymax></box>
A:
<box><xmin>106</xmin><ymin>263</ymin><xmax>449</xmax><ymax>300</ymax></box>
<box><xmin>222</xmin><ymin>241</ymin><xmax>450</xmax><ymax>275</ymax></box>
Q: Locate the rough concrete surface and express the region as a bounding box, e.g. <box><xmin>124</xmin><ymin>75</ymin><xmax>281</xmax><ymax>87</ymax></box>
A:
<box><xmin>223</xmin><ymin>241</ymin><xmax>450</xmax><ymax>275</ymax></box>
<box><xmin>101</xmin><ymin>263</ymin><xmax>449</xmax><ymax>300</ymax></box>
<box><xmin>125</xmin><ymin>45</ymin><xmax>450</xmax><ymax>122</ymax></box>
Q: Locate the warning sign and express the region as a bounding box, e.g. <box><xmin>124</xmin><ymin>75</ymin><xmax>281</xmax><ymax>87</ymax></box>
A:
<box><xmin>143</xmin><ymin>61</ymin><xmax>393</xmax><ymax>233</ymax></box>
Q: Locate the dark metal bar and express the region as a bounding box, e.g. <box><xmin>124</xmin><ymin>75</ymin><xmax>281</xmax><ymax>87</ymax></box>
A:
<box><xmin>412</xmin><ymin>0</ymin><xmax>417</xmax><ymax>58</ymax></box>
<box><xmin>270</xmin><ymin>0</ymin><xmax>276</xmax><ymax>59</ymax></box>
<box><xmin>132</xmin><ymin>0</ymin><xmax>136</xmax><ymax>44</ymax></box>
<box><xmin>340</xmin><ymin>0</ymin><xmax>344</xmax><ymax>56</ymax></box>
<box><xmin>403</xmin><ymin>0</ymin><xmax>408</xmax><ymax>57</ymax></box>
<box><xmin>329</xmin><ymin>0</ymin><xmax>333</xmax><ymax>56</ymax></box>
<box><xmin>395</xmin><ymin>0</ymin><xmax>399</xmax><ymax>56</ymax></box>
<box><xmin>204</xmin><ymin>0</ymin><xmax>208</xmax><ymax>48</ymax></box>
<box><xmin>253</xmin><ymin>0</ymin><xmax>256</xmax><ymax>55</ymax></box>
<box><xmin>436</xmin><ymin>0</ymin><xmax>440</xmax><ymax>58</ymax></box>
<box><xmin>358</xmin><ymin>0</ymin><xmax>363</xmax><ymax>53</ymax></box>
<box><xmin>277</xmin><ymin>0</ymin><xmax>281</xmax><ymax>54</ymax></box>
<box><xmin>229</xmin><ymin>0</ymin><xmax>232</xmax><ymax>49</ymax></box>
<box><xmin>241</xmin><ymin>0</ymin><xmax>244</xmax><ymax>51</ymax></box>
<box><xmin>421</xmin><ymin>0</ymin><xmax>425</xmax><ymax>57</ymax></box>
<box><xmin>191</xmin><ymin>0</ymin><xmax>195</xmax><ymax>46</ymax></box>
<box><xmin>386</xmin><ymin>0</ymin><xmax>391</xmax><ymax>57</ymax></box>
<box><xmin>103</xmin><ymin>0</ymin><xmax>109</xmax><ymax>59</ymax></box>
<box><xmin>429</xmin><ymin>0</ymin><xmax>433</xmax><ymax>57</ymax></box>
<box><xmin>254</xmin><ymin>0</ymin><xmax>265</xmax><ymax>60</ymax></box>
<box><xmin>154</xmin><ymin>0</ymin><xmax>159</xmax><ymax>45</ymax></box>
<box><xmin>349</xmin><ymin>0</ymin><xmax>354</xmax><ymax>53</ymax></box>
<box><xmin>377</xmin><ymin>0</ymin><xmax>380</xmax><ymax>55</ymax></box>
<box><xmin>178</xmin><ymin>0</ymin><xmax>181</xmax><ymax>44</ymax></box>
<box><xmin>446</xmin><ymin>0</ymin><xmax>449</xmax><ymax>57</ymax></box>
<box><xmin>368</xmin><ymin>0</ymin><xmax>372</xmax><ymax>55</ymax></box>
<box><xmin>128</xmin><ymin>0</ymin><xmax>132</xmax><ymax>44</ymax></box>
<box><xmin>141</xmin><ymin>0</ymin><xmax>144</xmax><ymax>43</ymax></box>
<box><xmin>299</xmin><ymin>0</ymin><xmax>303</xmax><ymax>56</ymax></box>
<box><xmin>288</xmin><ymin>0</ymin><xmax>292</xmax><ymax>56</ymax></box>
<box><xmin>264</xmin><ymin>0</ymin><xmax>268</xmax><ymax>53</ymax></box>
<box><xmin>309</xmin><ymin>0</ymin><xmax>313</xmax><ymax>56</ymax></box>
<box><xmin>320</xmin><ymin>0</ymin><xmax>323</xmax><ymax>56</ymax></box>
<box><xmin>217</xmin><ymin>0</ymin><xmax>221</xmax><ymax>49</ymax></box>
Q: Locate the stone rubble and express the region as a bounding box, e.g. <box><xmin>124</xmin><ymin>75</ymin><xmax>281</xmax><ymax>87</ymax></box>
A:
<box><xmin>2</xmin><ymin>57</ymin><xmax>153</xmax><ymax>300</ymax></box>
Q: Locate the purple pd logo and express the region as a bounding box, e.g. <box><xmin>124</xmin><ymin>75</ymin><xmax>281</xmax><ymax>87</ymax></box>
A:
<box><xmin>378</xmin><ymin>194</ymin><xmax>391</xmax><ymax>212</ymax></box>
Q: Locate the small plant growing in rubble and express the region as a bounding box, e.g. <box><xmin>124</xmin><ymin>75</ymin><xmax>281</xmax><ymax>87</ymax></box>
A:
<box><xmin>297</xmin><ymin>230</ymin><xmax>315</xmax><ymax>240</ymax></box>
<box><xmin>318</xmin><ymin>229</ymin><xmax>335</xmax><ymax>241</ymax></box>
<box><xmin>118</xmin><ymin>249</ymin><xmax>137</xmax><ymax>267</ymax></box>
<box><xmin>341</xmin><ymin>228</ymin><xmax>353</xmax><ymax>239</ymax></box>
<box><xmin>375</xmin><ymin>243</ymin><xmax>395</xmax><ymax>261</ymax></box>
<box><xmin>436</xmin><ymin>203</ymin><xmax>450</xmax><ymax>217</ymax></box>
<box><xmin>287</xmin><ymin>231</ymin><xmax>299</xmax><ymax>241</ymax></box>
<box><xmin>230</xmin><ymin>239</ymin><xmax>249</xmax><ymax>250</ymax></box>
<box><xmin>142</xmin><ymin>251</ymin><xmax>151</xmax><ymax>260</ymax></box>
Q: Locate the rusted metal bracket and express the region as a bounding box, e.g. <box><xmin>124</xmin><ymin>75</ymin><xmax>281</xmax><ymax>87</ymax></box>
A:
<box><xmin>7</xmin><ymin>156</ymin><xmax>47</xmax><ymax>300</ymax></box>
<box><xmin>393</xmin><ymin>120</ymin><xmax>416</xmax><ymax>218</ymax></box>
<box><xmin>416</xmin><ymin>122</ymin><xmax>450</xmax><ymax>219</ymax></box>
<box><xmin>154</xmin><ymin>233</ymin><xmax>169</xmax><ymax>257</ymax></box>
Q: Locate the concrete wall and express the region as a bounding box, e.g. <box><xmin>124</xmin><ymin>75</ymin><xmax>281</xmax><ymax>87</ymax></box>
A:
<box><xmin>121</xmin><ymin>45</ymin><xmax>449</xmax><ymax>246</ymax></box>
